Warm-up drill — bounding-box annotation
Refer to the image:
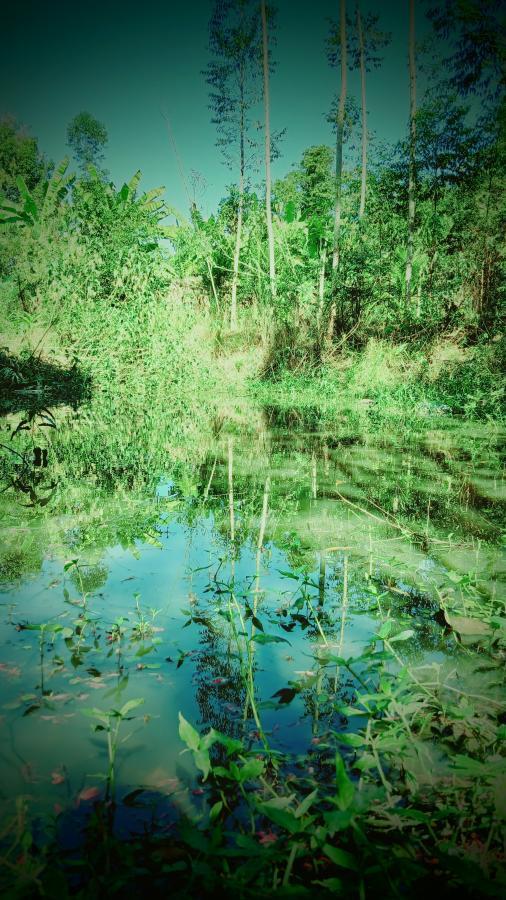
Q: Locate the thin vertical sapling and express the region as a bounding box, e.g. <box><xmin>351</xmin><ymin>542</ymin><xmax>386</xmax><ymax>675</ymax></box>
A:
<box><xmin>205</xmin><ymin>0</ymin><xmax>261</xmax><ymax>329</ymax></box>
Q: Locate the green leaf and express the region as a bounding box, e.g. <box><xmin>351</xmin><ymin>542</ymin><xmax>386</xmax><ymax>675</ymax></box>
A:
<box><xmin>336</xmin><ymin>706</ymin><xmax>368</xmax><ymax>717</ymax></box>
<box><xmin>210</xmin><ymin>800</ymin><xmax>223</xmax><ymax>821</ymax></box>
<box><xmin>447</xmin><ymin>571</ymin><xmax>463</xmax><ymax>583</ymax></box>
<box><xmin>251</xmin><ymin>633</ymin><xmax>290</xmax><ymax>645</ymax></box>
<box><xmin>128</xmin><ymin>169</ymin><xmax>142</xmax><ymax>195</ymax></box>
<box><xmin>143</xmin><ymin>186</ymin><xmax>165</xmax><ymax>204</ymax></box>
<box><xmin>389</xmin><ymin>629</ymin><xmax>415</xmax><ymax>643</ymax></box>
<box><xmin>284</xmin><ymin>200</ymin><xmax>296</xmax><ymax>223</ymax></box>
<box><xmin>81</xmin><ymin>707</ymin><xmax>109</xmax><ymax>724</ymax></box>
<box><xmin>334</xmin><ymin>732</ymin><xmax>366</xmax><ymax>748</ymax></box>
<box><xmin>313</xmin><ymin>878</ymin><xmax>343</xmax><ymax>892</ymax></box>
<box><xmin>323</xmin><ymin>843</ymin><xmax>358</xmax><ymax>871</ymax></box>
<box><xmin>200</xmin><ymin>728</ymin><xmax>242</xmax><ymax>755</ymax></box>
<box><xmin>295</xmin><ymin>788</ymin><xmax>318</xmax><ymax>819</ymax></box>
<box><xmin>324</xmin><ymin>809</ymin><xmax>353</xmax><ymax>833</ymax></box>
<box><xmin>194</xmin><ymin>748</ymin><xmax>211</xmax><ymax>780</ymax></box>
<box><xmin>452</xmin><ymin>754</ymin><xmax>486</xmax><ymax>774</ymax></box>
<box><xmin>119</xmin><ymin>698</ymin><xmax>144</xmax><ymax>717</ymax></box>
<box><xmin>376</xmin><ymin>621</ymin><xmax>393</xmax><ymax>639</ymax></box>
<box><xmin>335</xmin><ymin>752</ymin><xmax>354</xmax><ymax>811</ymax></box>
<box><xmin>238</xmin><ymin>758</ymin><xmax>265</xmax><ymax>782</ymax></box>
<box><xmin>135</xmin><ymin>645</ymin><xmax>155</xmax><ymax>657</ymax></box>
<box><xmin>15</xmin><ymin>175</ymin><xmax>31</xmax><ymax>202</ymax></box>
<box><xmin>257</xmin><ymin>802</ymin><xmax>301</xmax><ymax>834</ymax></box>
<box><xmin>178</xmin><ymin>712</ymin><xmax>200</xmax><ymax>752</ymax></box>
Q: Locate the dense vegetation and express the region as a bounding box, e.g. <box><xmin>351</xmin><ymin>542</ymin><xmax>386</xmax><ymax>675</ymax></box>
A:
<box><xmin>0</xmin><ymin>1</ymin><xmax>504</xmax><ymax>898</ymax></box>
<box><xmin>1</xmin><ymin>0</ymin><xmax>504</xmax><ymax>419</ymax></box>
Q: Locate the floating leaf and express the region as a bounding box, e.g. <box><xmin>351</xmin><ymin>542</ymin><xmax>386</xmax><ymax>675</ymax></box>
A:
<box><xmin>277</xmin><ymin>570</ymin><xmax>300</xmax><ymax>580</ymax></box>
<box><xmin>272</xmin><ymin>687</ymin><xmax>298</xmax><ymax>705</ymax></box>
<box><xmin>251</xmin><ymin>633</ymin><xmax>290</xmax><ymax>645</ymax></box>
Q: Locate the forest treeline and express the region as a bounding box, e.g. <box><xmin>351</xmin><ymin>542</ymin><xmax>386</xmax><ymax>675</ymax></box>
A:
<box><xmin>0</xmin><ymin>0</ymin><xmax>504</xmax><ymax>416</ymax></box>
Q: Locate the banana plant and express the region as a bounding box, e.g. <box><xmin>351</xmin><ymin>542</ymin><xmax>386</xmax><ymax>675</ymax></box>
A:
<box><xmin>0</xmin><ymin>158</ymin><xmax>74</xmax><ymax>231</ymax></box>
<box><xmin>85</xmin><ymin>164</ymin><xmax>183</xmax><ymax>238</ymax></box>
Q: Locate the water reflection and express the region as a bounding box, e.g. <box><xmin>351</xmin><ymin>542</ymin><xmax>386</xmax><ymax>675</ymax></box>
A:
<box><xmin>0</xmin><ymin>397</ymin><xmax>504</xmax><ymax>818</ymax></box>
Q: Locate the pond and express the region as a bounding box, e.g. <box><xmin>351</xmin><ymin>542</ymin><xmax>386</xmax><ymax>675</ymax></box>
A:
<box><xmin>0</xmin><ymin>396</ymin><xmax>504</xmax><ymax>894</ymax></box>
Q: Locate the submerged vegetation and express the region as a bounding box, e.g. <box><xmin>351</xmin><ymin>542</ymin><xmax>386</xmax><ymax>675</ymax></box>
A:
<box><xmin>0</xmin><ymin>0</ymin><xmax>505</xmax><ymax>896</ymax></box>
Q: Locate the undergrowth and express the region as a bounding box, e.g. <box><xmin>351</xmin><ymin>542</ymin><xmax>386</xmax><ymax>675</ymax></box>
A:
<box><xmin>250</xmin><ymin>337</ymin><xmax>506</xmax><ymax>422</ymax></box>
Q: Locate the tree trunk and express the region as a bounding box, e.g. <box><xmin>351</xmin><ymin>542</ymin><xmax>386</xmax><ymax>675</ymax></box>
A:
<box><xmin>231</xmin><ymin>65</ymin><xmax>246</xmax><ymax>331</ymax></box>
<box><xmin>261</xmin><ymin>0</ymin><xmax>276</xmax><ymax>299</ymax></box>
<box><xmin>356</xmin><ymin>1</ymin><xmax>367</xmax><ymax>219</ymax></box>
<box><xmin>317</xmin><ymin>241</ymin><xmax>328</xmax><ymax>352</ymax></box>
<box><xmin>332</xmin><ymin>0</ymin><xmax>347</xmax><ymax>272</ymax></box>
<box><xmin>318</xmin><ymin>242</ymin><xmax>327</xmax><ymax>321</ymax></box>
<box><xmin>328</xmin><ymin>0</ymin><xmax>347</xmax><ymax>345</ymax></box>
<box><xmin>405</xmin><ymin>0</ymin><xmax>417</xmax><ymax>305</ymax></box>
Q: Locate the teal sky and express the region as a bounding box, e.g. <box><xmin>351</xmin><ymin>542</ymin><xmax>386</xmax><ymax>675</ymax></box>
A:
<box><xmin>2</xmin><ymin>0</ymin><xmax>436</xmax><ymax>215</ymax></box>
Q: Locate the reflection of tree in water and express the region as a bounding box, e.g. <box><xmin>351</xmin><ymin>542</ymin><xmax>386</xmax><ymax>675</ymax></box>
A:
<box><xmin>70</xmin><ymin>563</ymin><xmax>109</xmax><ymax>595</ymax></box>
<box><xmin>0</xmin><ymin>539</ymin><xmax>43</xmax><ymax>583</ymax></box>
<box><xmin>0</xmin><ymin>349</ymin><xmax>90</xmax><ymax>417</ymax></box>
<box><xmin>192</xmin><ymin>625</ymin><xmax>247</xmax><ymax>741</ymax></box>
<box><xmin>300</xmin><ymin>670</ymin><xmax>358</xmax><ymax>738</ymax></box>
<box><xmin>0</xmin><ymin>408</ymin><xmax>59</xmax><ymax>509</ymax></box>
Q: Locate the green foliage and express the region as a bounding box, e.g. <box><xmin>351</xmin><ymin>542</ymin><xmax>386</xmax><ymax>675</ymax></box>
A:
<box><xmin>66</xmin><ymin>111</ymin><xmax>108</xmax><ymax>176</ymax></box>
<box><xmin>0</xmin><ymin>116</ymin><xmax>49</xmax><ymax>202</ymax></box>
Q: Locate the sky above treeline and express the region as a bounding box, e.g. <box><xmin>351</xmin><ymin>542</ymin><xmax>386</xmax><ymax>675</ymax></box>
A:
<box><xmin>2</xmin><ymin>0</ymin><xmax>440</xmax><ymax>216</ymax></box>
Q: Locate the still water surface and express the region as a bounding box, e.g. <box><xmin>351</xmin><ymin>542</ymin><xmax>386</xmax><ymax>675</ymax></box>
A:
<box><xmin>0</xmin><ymin>400</ymin><xmax>504</xmax><ymax>823</ymax></box>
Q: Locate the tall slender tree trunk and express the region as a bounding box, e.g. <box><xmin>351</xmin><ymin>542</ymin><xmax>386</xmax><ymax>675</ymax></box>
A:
<box><xmin>318</xmin><ymin>242</ymin><xmax>327</xmax><ymax>320</ymax></box>
<box><xmin>261</xmin><ymin>0</ymin><xmax>276</xmax><ymax>300</ymax></box>
<box><xmin>356</xmin><ymin>1</ymin><xmax>367</xmax><ymax>219</ymax></box>
<box><xmin>405</xmin><ymin>0</ymin><xmax>417</xmax><ymax>305</ymax></box>
<box><xmin>231</xmin><ymin>66</ymin><xmax>245</xmax><ymax>331</ymax></box>
<box><xmin>328</xmin><ymin>0</ymin><xmax>347</xmax><ymax>343</ymax></box>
